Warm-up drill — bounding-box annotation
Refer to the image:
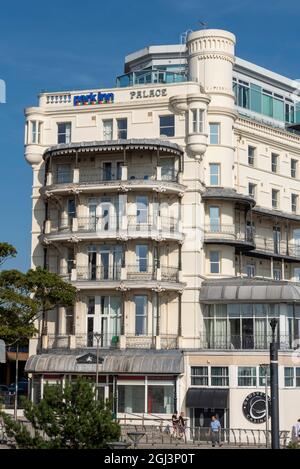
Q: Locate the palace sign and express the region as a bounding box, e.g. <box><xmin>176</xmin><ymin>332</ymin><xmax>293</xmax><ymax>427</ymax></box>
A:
<box><xmin>130</xmin><ymin>88</ymin><xmax>167</xmax><ymax>99</ymax></box>
<box><xmin>73</xmin><ymin>91</ymin><xmax>114</xmax><ymax>106</ymax></box>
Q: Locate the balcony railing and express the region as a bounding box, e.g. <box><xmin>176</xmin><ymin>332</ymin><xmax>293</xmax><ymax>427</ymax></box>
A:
<box><xmin>199</xmin><ymin>334</ymin><xmax>295</xmax><ymax>350</ymax></box>
<box><xmin>49</xmin><ymin>166</ymin><xmax>179</xmax><ymax>186</ymax></box>
<box><xmin>254</xmin><ymin>235</ymin><xmax>300</xmax><ymax>258</ymax></box>
<box><xmin>49</xmin><ymin>215</ymin><xmax>181</xmax><ymax>237</ymax></box>
<box><xmin>45</xmin><ymin>333</ymin><xmax>178</xmax><ymax>350</ymax></box>
<box><xmin>126</xmin><ymin>335</ymin><xmax>178</xmax><ymax>349</ymax></box>
<box><xmin>116</xmin><ymin>70</ymin><xmax>187</xmax><ymax>88</ymax></box>
<box><xmin>204</xmin><ymin>224</ymin><xmax>254</xmax><ymax>243</ymax></box>
<box><xmin>46</xmin><ymin>333</ymin><xmax>120</xmax><ymax>349</ymax></box>
<box><xmin>53</xmin><ymin>170</ymin><xmax>73</xmax><ymax>184</ymax></box>
<box><xmin>79</xmin><ymin>168</ymin><xmax>122</xmax><ymax>183</ymax></box>
<box><xmin>76</xmin><ymin>265</ymin><xmax>121</xmax><ymax>281</ymax></box>
<box><xmin>58</xmin><ymin>264</ymin><xmax>180</xmax><ymax>283</ymax></box>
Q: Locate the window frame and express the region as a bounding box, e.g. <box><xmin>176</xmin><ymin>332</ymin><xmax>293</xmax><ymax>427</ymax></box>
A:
<box><xmin>291</xmin><ymin>193</ymin><xmax>298</xmax><ymax>213</ymax></box>
<box><xmin>209</xmin><ymin>123</ymin><xmax>220</xmax><ymax>145</ymax></box>
<box><xmin>209</xmin><ymin>251</ymin><xmax>220</xmax><ymax>274</ymax></box>
<box><xmin>57</xmin><ymin>122</ymin><xmax>71</xmax><ymax>144</ymax></box>
<box><xmin>248</xmin><ymin>146</ymin><xmax>256</xmax><ymax>166</ymax></box>
<box><xmin>159</xmin><ymin>114</ymin><xmax>175</xmax><ymax>137</ymax></box>
<box><xmin>134</xmin><ymin>295</ymin><xmax>148</xmax><ymax>336</ymax></box>
<box><xmin>117</xmin><ymin>118</ymin><xmax>128</xmax><ymax>139</ymax></box>
<box><xmin>191</xmin><ymin>109</ymin><xmax>204</xmax><ymax>133</ymax></box>
<box><xmin>238</xmin><ymin>366</ymin><xmax>257</xmax><ymax>387</ymax></box>
<box><xmin>272</xmin><ymin>189</ymin><xmax>279</xmax><ymax>209</ymax></box>
<box><xmin>291</xmin><ymin>159</ymin><xmax>297</xmax><ymax>178</ymax></box>
<box><xmin>190</xmin><ymin>366</ymin><xmax>229</xmax><ymax>387</ymax></box>
<box><xmin>209</xmin><ymin>163</ymin><xmax>220</xmax><ymax>186</ymax></box>
<box><xmin>103</xmin><ymin>119</ymin><xmax>113</xmax><ymax>140</ymax></box>
<box><xmin>271</xmin><ymin>153</ymin><xmax>279</xmax><ymax>173</ymax></box>
<box><xmin>248</xmin><ymin>182</ymin><xmax>256</xmax><ymax>199</ymax></box>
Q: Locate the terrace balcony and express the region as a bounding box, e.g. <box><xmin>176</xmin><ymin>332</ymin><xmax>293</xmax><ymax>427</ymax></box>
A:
<box><xmin>43</xmin><ymin>215</ymin><xmax>183</xmax><ymax>243</ymax></box>
<box><xmin>43</xmin><ymin>333</ymin><xmax>179</xmax><ymax>350</ymax></box>
<box><xmin>58</xmin><ymin>264</ymin><xmax>184</xmax><ymax>291</ymax></box>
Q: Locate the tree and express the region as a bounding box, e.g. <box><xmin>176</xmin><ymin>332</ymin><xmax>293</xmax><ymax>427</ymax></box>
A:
<box><xmin>25</xmin><ymin>267</ymin><xmax>76</xmax><ymax>335</ymax></box>
<box><xmin>1</xmin><ymin>378</ymin><xmax>121</xmax><ymax>449</ymax></box>
<box><xmin>0</xmin><ymin>270</ymin><xmax>38</xmax><ymax>344</ymax></box>
<box><xmin>0</xmin><ymin>242</ymin><xmax>17</xmax><ymax>266</ymax></box>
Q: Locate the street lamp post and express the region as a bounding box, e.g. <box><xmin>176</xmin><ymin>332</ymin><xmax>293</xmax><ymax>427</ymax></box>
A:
<box><xmin>14</xmin><ymin>343</ymin><xmax>19</xmax><ymax>421</ymax></box>
<box><xmin>270</xmin><ymin>318</ymin><xmax>280</xmax><ymax>449</ymax></box>
<box><xmin>260</xmin><ymin>363</ymin><xmax>269</xmax><ymax>448</ymax></box>
<box><xmin>94</xmin><ymin>332</ymin><xmax>102</xmax><ymax>400</ymax></box>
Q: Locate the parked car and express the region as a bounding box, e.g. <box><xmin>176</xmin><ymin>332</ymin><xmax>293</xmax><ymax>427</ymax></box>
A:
<box><xmin>8</xmin><ymin>380</ymin><xmax>28</xmax><ymax>396</ymax></box>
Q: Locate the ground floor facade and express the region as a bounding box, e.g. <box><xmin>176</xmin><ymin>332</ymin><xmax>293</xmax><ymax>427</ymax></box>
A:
<box><xmin>25</xmin><ymin>349</ymin><xmax>300</xmax><ymax>438</ymax></box>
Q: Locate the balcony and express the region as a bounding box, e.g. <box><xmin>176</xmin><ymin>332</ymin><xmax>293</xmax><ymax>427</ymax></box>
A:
<box><xmin>43</xmin><ymin>139</ymin><xmax>185</xmax><ymax>196</ymax></box>
<box><xmin>253</xmin><ymin>235</ymin><xmax>300</xmax><ymax>261</ymax></box>
<box><xmin>44</xmin><ymin>333</ymin><xmax>179</xmax><ymax>350</ymax></box>
<box><xmin>127</xmin><ymin>264</ymin><xmax>179</xmax><ymax>282</ymax></box>
<box><xmin>44</xmin><ymin>215</ymin><xmax>183</xmax><ymax>242</ymax></box>
<box><xmin>45</xmin><ymin>166</ymin><xmax>183</xmax><ymax>196</ymax></box>
<box><xmin>116</xmin><ymin>70</ymin><xmax>187</xmax><ymax>88</ymax></box>
<box><xmin>59</xmin><ymin>264</ymin><xmax>183</xmax><ymax>290</ymax></box>
<box><xmin>204</xmin><ymin>224</ymin><xmax>255</xmax><ymax>250</ymax></box>
<box><xmin>76</xmin><ymin>265</ymin><xmax>121</xmax><ymax>281</ymax></box>
<box><xmin>199</xmin><ymin>334</ymin><xmax>294</xmax><ymax>351</ymax></box>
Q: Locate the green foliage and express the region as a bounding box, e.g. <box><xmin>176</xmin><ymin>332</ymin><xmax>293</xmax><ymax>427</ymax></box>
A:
<box><xmin>26</xmin><ymin>267</ymin><xmax>76</xmax><ymax>312</ymax></box>
<box><xmin>0</xmin><ymin>263</ymin><xmax>76</xmax><ymax>344</ymax></box>
<box><xmin>287</xmin><ymin>440</ymin><xmax>300</xmax><ymax>449</ymax></box>
<box><xmin>0</xmin><ymin>270</ymin><xmax>38</xmax><ymax>344</ymax></box>
<box><xmin>0</xmin><ymin>243</ymin><xmax>17</xmax><ymax>266</ymax></box>
<box><xmin>1</xmin><ymin>378</ymin><xmax>121</xmax><ymax>449</ymax></box>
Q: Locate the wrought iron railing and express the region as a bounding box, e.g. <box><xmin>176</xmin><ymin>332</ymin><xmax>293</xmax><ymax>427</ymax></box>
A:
<box><xmin>254</xmin><ymin>235</ymin><xmax>300</xmax><ymax>258</ymax></box>
<box><xmin>199</xmin><ymin>333</ymin><xmax>296</xmax><ymax>350</ymax></box>
<box><xmin>76</xmin><ymin>265</ymin><xmax>121</xmax><ymax>281</ymax></box>
<box><xmin>204</xmin><ymin>224</ymin><xmax>254</xmax><ymax>243</ymax></box>
<box><xmin>45</xmin><ymin>333</ymin><xmax>120</xmax><ymax>349</ymax></box>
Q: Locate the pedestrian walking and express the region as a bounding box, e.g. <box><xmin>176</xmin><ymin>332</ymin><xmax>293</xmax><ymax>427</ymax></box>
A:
<box><xmin>178</xmin><ymin>411</ymin><xmax>186</xmax><ymax>440</ymax></box>
<box><xmin>171</xmin><ymin>411</ymin><xmax>178</xmax><ymax>437</ymax></box>
<box><xmin>210</xmin><ymin>415</ymin><xmax>222</xmax><ymax>447</ymax></box>
<box><xmin>291</xmin><ymin>418</ymin><xmax>300</xmax><ymax>443</ymax></box>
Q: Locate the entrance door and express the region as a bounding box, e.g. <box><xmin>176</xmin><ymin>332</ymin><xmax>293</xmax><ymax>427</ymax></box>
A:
<box><xmin>191</xmin><ymin>408</ymin><xmax>227</xmax><ymax>441</ymax></box>
<box><xmin>242</xmin><ymin>318</ymin><xmax>254</xmax><ymax>349</ymax></box>
<box><xmin>88</xmin><ymin>249</ymin><xmax>97</xmax><ymax>280</ymax></box>
<box><xmin>99</xmin><ymin>199</ymin><xmax>116</xmax><ymax>231</ymax></box>
<box><xmin>87</xmin><ymin>295</ymin><xmax>121</xmax><ymax>348</ymax></box>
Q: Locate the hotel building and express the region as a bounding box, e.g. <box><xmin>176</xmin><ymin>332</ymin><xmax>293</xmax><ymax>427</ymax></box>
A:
<box><xmin>25</xmin><ymin>28</ymin><xmax>300</xmax><ymax>434</ymax></box>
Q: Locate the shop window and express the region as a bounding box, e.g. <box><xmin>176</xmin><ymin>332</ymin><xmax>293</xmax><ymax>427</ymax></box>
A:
<box><xmin>147</xmin><ymin>385</ymin><xmax>174</xmax><ymax>413</ymax></box>
<box><xmin>118</xmin><ymin>385</ymin><xmax>145</xmax><ymax>413</ymax></box>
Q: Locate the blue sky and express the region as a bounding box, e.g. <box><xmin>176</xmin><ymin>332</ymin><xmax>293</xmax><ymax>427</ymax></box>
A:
<box><xmin>1</xmin><ymin>0</ymin><xmax>300</xmax><ymax>271</ymax></box>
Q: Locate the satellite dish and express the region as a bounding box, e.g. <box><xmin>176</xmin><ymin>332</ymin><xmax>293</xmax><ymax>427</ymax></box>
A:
<box><xmin>0</xmin><ymin>340</ymin><xmax>6</xmax><ymax>363</ymax></box>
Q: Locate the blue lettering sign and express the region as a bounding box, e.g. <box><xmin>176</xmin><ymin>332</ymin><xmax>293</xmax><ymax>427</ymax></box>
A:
<box><xmin>73</xmin><ymin>91</ymin><xmax>114</xmax><ymax>106</ymax></box>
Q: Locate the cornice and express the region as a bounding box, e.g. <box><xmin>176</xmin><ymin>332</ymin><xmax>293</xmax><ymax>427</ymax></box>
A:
<box><xmin>235</xmin><ymin>117</ymin><xmax>300</xmax><ymax>153</ymax></box>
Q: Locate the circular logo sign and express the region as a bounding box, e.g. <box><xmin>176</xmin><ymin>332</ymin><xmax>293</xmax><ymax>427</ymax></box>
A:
<box><xmin>242</xmin><ymin>392</ymin><xmax>271</xmax><ymax>424</ymax></box>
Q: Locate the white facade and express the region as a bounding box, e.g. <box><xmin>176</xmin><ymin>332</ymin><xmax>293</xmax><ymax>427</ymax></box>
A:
<box><xmin>24</xmin><ymin>28</ymin><xmax>300</xmax><ymax>437</ymax></box>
